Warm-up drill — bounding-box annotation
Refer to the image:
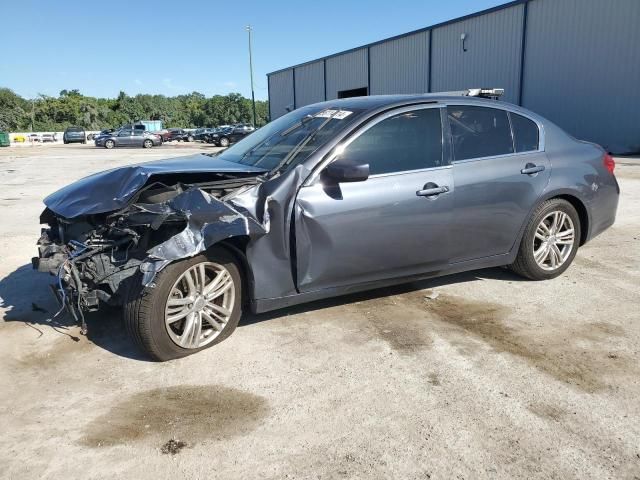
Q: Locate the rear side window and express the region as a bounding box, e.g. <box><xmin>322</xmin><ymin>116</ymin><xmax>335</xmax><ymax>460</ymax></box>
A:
<box><xmin>510</xmin><ymin>112</ymin><xmax>539</xmax><ymax>152</ymax></box>
<box><xmin>342</xmin><ymin>108</ymin><xmax>443</xmax><ymax>175</ymax></box>
<box><xmin>448</xmin><ymin>106</ymin><xmax>514</xmax><ymax>161</ymax></box>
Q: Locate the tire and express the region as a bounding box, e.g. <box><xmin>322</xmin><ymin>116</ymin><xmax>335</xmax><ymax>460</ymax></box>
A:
<box><xmin>143</xmin><ymin>139</ymin><xmax>153</xmax><ymax>149</ymax></box>
<box><xmin>219</xmin><ymin>137</ymin><xmax>230</xmax><ymax>147</ymax></box>
<box><xmin>105</xmin><ymin>139</ymin><xmax>115</xmax><ymax>149</ymax></box>
<box><xmin>123</xmin><ymin>248</ymin><xmax>243</xmax><ymax>361</ymax></box>
<box><xmin>510</xmin><ymin>198</ymin><xmax>581</xmax><ymax>280</ymax></box>
<box><xmin>187</xmin><ymin>135</ymin><xmax>194</xmax><ymax>142</ymax></box>
<box><xmin>63</xmin><ymin>140</ymin><xmax>68</xmax><ymax>145</ymax></box>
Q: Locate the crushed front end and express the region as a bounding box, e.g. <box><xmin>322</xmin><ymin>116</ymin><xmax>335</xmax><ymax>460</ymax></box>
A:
<box><xmin>33</xmin><ymin>173</ymin><xmax>267</xmax><ymax>333</ymax></box>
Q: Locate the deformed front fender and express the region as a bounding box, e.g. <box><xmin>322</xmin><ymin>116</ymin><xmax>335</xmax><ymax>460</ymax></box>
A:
<box><xmin>138</xmin><ymin>188</ymin><xmax>268</xmax><ymax>286</ymax></box>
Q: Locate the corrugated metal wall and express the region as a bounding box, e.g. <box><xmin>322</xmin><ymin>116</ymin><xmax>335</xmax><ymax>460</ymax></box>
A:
<box><xmin>430</xmin><ymin>4</ymin><xmax>524</xmax><ymax>104</ymax></box>
<box><xmin>294</xmin><ymin>61</ymin><xmax>325</xmax><ymax>107</ymax></box>
<box><xmin>369</xmin><ymin>31</ymin><xmax>430</xmax><ymax>95</ymax></box>
<box><xmin>325</xmin><ymin>48</ymin><xmax>368</xmax><ymax>100</ymax></box>
<box><xmin>268</xmin><ymin>70</ymin><xmax>294</xmax><ymax>120</ymax></box>
<box><xmin>522</xmin><ymin>0</ymin><xmax>640</xmax><ymax>153</ymax></box>
<box><xmin>267</xmin><ymin>0</ymin><xmax>639</xmax><ymax>152</ymax></box>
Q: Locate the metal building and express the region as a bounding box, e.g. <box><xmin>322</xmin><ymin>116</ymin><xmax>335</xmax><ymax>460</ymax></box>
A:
<box><xmin>267</xmin><ymin>0</ymin><xmax>640</xmax><ymax>154</ymax></box>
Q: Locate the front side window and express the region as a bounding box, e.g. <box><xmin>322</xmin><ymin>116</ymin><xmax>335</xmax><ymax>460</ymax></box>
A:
<box><xmin>510</xmin><ymin>112</ymin><xmax>539</xmax><ymax>152</ymax></box>
<box><xmin>118</xmin><ymin>130</ymin><xmax>132</xmax><ymax>137</ymax></box>
<box><xmin>340</xmin><ymin>108</ymin><xmax>443</xmax><ymax>175</ymax></box>
<box><xmin>448</xmin><ymin>106</ymin><xmax>514</xmax><ymax>161</ymax></box>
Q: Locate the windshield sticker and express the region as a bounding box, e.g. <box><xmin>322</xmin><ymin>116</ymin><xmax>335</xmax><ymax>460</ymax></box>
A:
<box><xmin>314</xmin><ymin>109</ymin><xmax>353</xmax><ymax>120</ymax></box>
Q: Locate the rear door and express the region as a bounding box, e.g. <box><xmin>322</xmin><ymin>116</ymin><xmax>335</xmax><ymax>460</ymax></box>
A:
<box><xmin>294</xmin><ymin>105</ymin><xmax>453</xmax><ymax>292</ymax></box>
<box><xmin>447</xmin><ymin>105</ymin><xmax>550</xmax><ymax>263</ymax></box>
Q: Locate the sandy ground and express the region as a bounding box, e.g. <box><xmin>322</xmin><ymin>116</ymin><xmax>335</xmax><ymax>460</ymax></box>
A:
<box><xmin>0</xmin><ymin>143</ymin><xmax>638</xmax><ymax>480</ymax></box>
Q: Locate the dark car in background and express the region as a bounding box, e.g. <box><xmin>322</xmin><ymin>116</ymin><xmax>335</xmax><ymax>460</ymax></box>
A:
<box><xmin>194</xmin><ymin>128</ymin><xmax>217</xmax><ymax>142</ymax></box>
<box><xmin>88</xmin><ymin>129</ymin><xmax>115</xmax><ymax>141</ymax></box>
<box><xmin>206</xmin><ymin>124</ymin><xmax>255</xmax><ymax>147</ymax></box>
<box><xmin>33</xmin><ymin>89</ymin><xmax>619</xmax><ymax>360</ymax></box>
<box><xmin>94</xmin><ymin>128</ymin><xmax>162</xmax><ymax>149</ymax></box>
<box><xmin>63</xmin><ymin>126</ymin><xmax>86</xmax><ymax>144</ymax></box>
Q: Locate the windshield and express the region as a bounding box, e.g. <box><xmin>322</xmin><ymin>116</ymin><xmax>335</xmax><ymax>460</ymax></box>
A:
<box><xmin>215</xmin><ymin>105</ymin><xmax>364</xmax><ymax>173</ymax></box>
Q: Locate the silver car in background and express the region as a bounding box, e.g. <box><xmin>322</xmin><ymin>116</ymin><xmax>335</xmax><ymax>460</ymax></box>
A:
<box><xmin>94</xmin><ymin>128</ymin><xmax>162</xmax><ymax>149</ymax></box>
<box><xmin>34</xmin><ymin>89</ymin><xmax>619</xmax><ymax>360</ymax></box>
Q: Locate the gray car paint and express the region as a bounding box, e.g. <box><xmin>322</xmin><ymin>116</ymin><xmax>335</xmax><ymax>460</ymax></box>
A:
<box><xmin>40</xmin><ymin>94</ymin><xmax>619</xmax><ymax>315</ymax></box>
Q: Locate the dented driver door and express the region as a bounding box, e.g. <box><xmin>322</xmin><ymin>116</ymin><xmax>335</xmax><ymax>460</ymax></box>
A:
<box><xmin>294</xmin><ymin>105</ymin><xmax>453</xmax><ymax>293</ymax></box>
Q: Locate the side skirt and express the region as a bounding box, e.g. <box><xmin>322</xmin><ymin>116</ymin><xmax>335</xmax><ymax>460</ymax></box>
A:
<box><xmin>251</xmin><ymin>252</ymin><xmax>514</xmax><ymax>314</ymax></box>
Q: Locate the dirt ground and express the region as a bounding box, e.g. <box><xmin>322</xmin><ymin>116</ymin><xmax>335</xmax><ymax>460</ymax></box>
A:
<box><xmin>0</xmin><ymin>143</ymin><xmax>638</xmax><ymax>480</ymax></box>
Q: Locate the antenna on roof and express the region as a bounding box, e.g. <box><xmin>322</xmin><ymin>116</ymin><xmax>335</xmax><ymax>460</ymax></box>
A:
<box><xmin>465</xmin><ymin>88</ymin><xmax>505</xmax><ymax>100</ymax></box>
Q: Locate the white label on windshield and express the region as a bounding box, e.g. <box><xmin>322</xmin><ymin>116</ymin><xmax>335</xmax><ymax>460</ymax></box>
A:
<box><xmin>314</xmin><ymin>109</ymin><xmax>353</xmax><ymax>120</ymax></box>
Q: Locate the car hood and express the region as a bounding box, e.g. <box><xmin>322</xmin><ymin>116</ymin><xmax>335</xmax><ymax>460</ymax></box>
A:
<box><xmin>44</xmin><ymin>153</ymin><xmax>267</xmax><ymax>218</ymax></box>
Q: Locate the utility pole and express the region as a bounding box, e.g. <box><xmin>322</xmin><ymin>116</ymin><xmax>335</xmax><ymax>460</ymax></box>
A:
<box><xmin>246</xmin><ymin>25</ymin><xmax>257</xmax><ymax>127</ymax></box>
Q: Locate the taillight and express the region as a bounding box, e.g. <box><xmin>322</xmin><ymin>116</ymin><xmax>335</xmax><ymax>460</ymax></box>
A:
<box><xmin>603</xmin><ymin>153</ymin><xmax>615</xmax><ymax>175</ymax></box>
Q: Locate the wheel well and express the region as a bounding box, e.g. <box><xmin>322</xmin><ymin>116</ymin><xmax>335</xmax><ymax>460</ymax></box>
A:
<box><xmin>212</xmin><ymin>236</ymin><xmax>253</xmax><ymax>304</ymax></box>
<box><xmin>552</xmin><ymin>194</ymin><xmax>589</xmax><ymax>245</ymax></box>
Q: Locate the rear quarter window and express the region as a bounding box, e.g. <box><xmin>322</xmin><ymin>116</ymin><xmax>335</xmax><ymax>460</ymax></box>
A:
<box><xmin>510</xmin><ymin>112</ymin><xmax>540</xmax><ymax>152</ymax></box>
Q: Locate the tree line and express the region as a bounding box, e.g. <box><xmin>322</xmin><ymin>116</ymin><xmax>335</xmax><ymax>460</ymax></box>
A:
<box><xmin>0</xmin><ymin>88</ymin><xmax>269</xmax><ymax>132</ymax></box>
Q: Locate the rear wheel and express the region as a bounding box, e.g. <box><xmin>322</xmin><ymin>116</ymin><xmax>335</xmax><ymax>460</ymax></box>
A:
<box><xmin>219</xmin><ymin>137</ymin><xmax>230</xmax><ymax>147</ymax></box>
<box><xmin>187</xmin><ymin>135</ymin><xmax>194</xmax><ymax>142</ymax></box>
<box><xmin>123</xmin><ymin>248</ymin><xmax>243</xmax><ymax>361</ymax></box>
<box><xmin>510</xmin><ymin>199</ymin><xmax>580</xmax><ymax>280</ymax></box>
<box><xmin>105</xmin><ymin>139</ymin><xmax>115</xmax><ymax>149</ymax></box>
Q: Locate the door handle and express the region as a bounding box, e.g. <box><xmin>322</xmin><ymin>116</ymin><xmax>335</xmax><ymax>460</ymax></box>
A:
<box><xmin>521</xmin><ymin>163</ymin><xmax>545</xmax><ymax>175</ymax></box>
<box><xmin>416</xmin><ymin>185</ymin><xmax>449</xmax><ymax>197</ymax></box>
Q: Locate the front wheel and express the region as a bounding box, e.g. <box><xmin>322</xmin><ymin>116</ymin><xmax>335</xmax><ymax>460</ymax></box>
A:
<box><xmin>219</xmin><ymin>137</ymin><xmax>230</xmax><ymax>147</ymax></box>
<box><xmin>104</xmin><ymin>139</ymin><xmax>115</xmax><ymax>149</ymax></box>
<box><xmin>510</xmin><ymin>199</ymin><xmax>580</xmax><ymax>280</ymax></box>
<box><xmin>123</xmin><ymin>248</ymin><xmax>243</xmax><ymax>361</ymax></box>
<box><xmin>143</xmin><ymin>139</ymin><xmax>153</xmax><ymax>148</ymax></box>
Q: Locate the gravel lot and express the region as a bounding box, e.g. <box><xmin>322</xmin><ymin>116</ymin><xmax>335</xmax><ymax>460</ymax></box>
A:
<box><xmin>0</xmin><ymin>143</ymin><xmax>639</xmax><ymax>479</ymax></box>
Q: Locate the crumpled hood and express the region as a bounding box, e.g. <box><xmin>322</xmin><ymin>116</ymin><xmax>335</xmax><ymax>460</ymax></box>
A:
<box><xmin>44</xmin><ymin>153</ymin><xmax>267</xmax><ymax>218</ymax></box>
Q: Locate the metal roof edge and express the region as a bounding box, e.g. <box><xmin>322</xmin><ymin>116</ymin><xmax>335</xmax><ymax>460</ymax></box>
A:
<box><xmin>267</xmin><ymin>0</ymin><xmax>529</xmax><ymax>76</ymax></box>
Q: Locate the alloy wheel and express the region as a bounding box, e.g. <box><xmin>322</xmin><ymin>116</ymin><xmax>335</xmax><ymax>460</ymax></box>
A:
<box><xmin>164</xmin><ymin>261</ymin><xmax>236</xmax><ymax>349</ymax></box>
<box><xmin>532</xmin><ymin>210</ymin><xmax>575</xmax><ymax>271</ymax></box>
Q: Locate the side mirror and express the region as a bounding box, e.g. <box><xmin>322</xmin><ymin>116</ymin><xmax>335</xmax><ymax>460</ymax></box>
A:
<box><xmin>322</xmin><ymin>157</ymin><xmax>370</xmax><ymax>183</ymax></box>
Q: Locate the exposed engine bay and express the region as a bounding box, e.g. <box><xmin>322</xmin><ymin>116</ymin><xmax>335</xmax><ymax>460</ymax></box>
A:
<box><xmin>32</xmin><ymin>172</ymin><xmax>266</xmax><ymax>332</ymax></box>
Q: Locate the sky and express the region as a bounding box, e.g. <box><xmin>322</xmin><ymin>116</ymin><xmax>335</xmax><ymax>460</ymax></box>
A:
<box><xmin>1</xmin><ymin>0</ymin><xmax>506</xmax><ymax>100</ymax></box>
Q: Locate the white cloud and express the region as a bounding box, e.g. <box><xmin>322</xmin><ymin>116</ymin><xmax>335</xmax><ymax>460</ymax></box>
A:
<box><xmin>134</xmin><ymin>79</ymin><xmax>143</xmax><ymax>86</ymax></box>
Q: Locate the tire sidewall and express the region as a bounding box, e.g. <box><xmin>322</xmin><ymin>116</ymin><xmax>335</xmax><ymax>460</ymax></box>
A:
<box><xmin>520</xmin><ymin>199</ymin><xmax>581</xmax><ymax>280</ymax></box>
<box><xmin>105</xmin><ymin>140</ymin><xmax>115</xmax><ymax>149</ymax></box>
<box><xmin>135</xmin><ymin>249</ymin><xmax>243</xmax><ymax>360</ymax></box>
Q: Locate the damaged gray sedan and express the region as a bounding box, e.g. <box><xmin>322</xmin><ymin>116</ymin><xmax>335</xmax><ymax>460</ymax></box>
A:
<box><xmin>33</xmin><ymin>91</ymin><xmax>619</xmax><ymax>360</ymax></box>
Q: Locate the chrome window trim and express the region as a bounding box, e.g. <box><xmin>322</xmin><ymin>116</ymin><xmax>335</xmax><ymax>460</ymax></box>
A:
<box><xmin>305</xmin><ymin>104</ymin><xmax>446</xmax><ymax>186</ymax></box>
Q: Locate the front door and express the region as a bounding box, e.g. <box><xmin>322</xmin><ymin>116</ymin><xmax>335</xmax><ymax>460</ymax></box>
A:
<box><xmin>446</xmin><ymin>105</ymin><xmax>551</xmax><ymax>263</ymax></box>
<box><xmin>294</xmin><ymin>105</ymin><xmax>453</xmax><ymax>292</ymax></box>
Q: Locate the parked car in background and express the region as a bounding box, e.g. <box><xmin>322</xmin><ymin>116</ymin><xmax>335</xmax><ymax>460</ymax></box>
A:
<box><xmin>41</xmin><ymin>133</ymin><xmax>57</xmax><ymax>143</ymax></box>
<box><xmin>88</xmin><ymin>129</ymin><xmax>115</xmax><ymax>141</ymax></box>
<box><xmin>28</xmin><ymin>133</ymin><xmax>41</xmax><ymax>142</ymax></box>
<box><xmin>179</xmin><ymin>130</ymin><xmax>197</xmax><ymax>142</ymax></box>
<box><xmin>165</xmin><ymin>128</ymin><xmax>186</xmax><ymax>142</ymax></box>
<box><xmin>63</xmin><ymin>126</ymin><xmax>86</xmax><ymax>144</ymax></box>
<box><xmin>192</xmin><ymin>128</ymin><xmax>216</xmax><ymax>142</ymax></box>
<box><xmin>94</xmin><ymin>129</ymin><xmax>162</xmax><ymax>149</ymax></box>
<box><xmin>206</xmin><ymin>124</ymin><xmax>255</xmax><ymax>147</ymax></box>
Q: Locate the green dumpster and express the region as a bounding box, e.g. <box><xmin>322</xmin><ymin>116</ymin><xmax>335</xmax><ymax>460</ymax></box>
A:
<box><xmin>0</xmin><ymin>131</ymin><xmax>10</xmax><ymax>147</ymax></box>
